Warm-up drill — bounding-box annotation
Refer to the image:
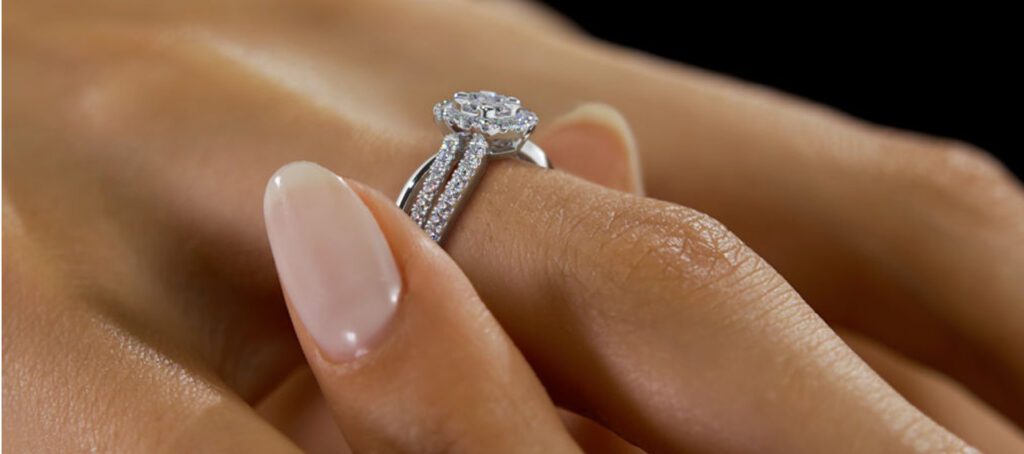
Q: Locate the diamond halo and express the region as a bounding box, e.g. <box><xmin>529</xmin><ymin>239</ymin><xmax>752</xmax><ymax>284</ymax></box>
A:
<box><xmin>433</xmin><ymin>90</ymin><xmax>538</xmax><ymax>152</ymax></box>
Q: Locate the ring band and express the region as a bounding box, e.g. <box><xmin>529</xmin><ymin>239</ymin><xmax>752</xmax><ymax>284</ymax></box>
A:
<box><xmin>397</xmin><ymin>91</ymin><xmax>551</xmax><ymax>243</ymax></box>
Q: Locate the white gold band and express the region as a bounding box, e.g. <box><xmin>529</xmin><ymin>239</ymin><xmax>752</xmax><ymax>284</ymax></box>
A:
<box><xmin>397</xmin><ymin>134</ymin><xmax>550</xmax><ymax>243</ymax></box>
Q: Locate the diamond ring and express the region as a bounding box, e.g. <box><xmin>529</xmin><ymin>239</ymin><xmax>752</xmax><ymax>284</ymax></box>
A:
<box><xmin>397</xmin><ymin>91</ymin><xmax>551</xmax><ymax>243</ymax></box>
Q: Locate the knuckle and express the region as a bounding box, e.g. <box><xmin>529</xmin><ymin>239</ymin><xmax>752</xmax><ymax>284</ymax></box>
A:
<box><xmin>887</xmin><ymin>135</ymin><xmax>1019</xmax><ymax>206</ymax></box>
<box><xmin>556</xmin><ymin>190</ymin><xmax>765</xmax><ymax>298</ymax></box>
<box><xmin>923</xmin><ymin>140</ymin><xmax>1010</xmax><ymax>188</ymax></box>
<box><xmin>69</xmin><ymin>37</ymin><xmax>179</xmax><ymax>139</ymax></box>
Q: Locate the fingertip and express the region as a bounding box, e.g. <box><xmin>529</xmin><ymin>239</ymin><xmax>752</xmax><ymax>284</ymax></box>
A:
<box><xmin>263</xmin><ymin>161</ymin><xmax>401</xmax><ymax>363</ymax></box>
<box><xmin>536</xmin><ymin>102</ymin><xmax>644</xmax><ymax>195</ymax></box>
<box><xmin>264</xmin><ymin>161</ymin><xmax>349</xmax><ymax>221</ymax></box>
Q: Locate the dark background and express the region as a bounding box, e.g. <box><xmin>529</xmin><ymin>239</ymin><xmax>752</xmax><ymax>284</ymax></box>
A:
<box><xmin>538</xmin><ymin>4</ymin><xmax>1022</xmax><ymax>178</ymax></box>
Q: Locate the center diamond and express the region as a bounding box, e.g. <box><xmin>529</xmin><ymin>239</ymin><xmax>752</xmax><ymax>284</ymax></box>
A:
<box><xmin>434</xmin><ymin>90</ymin><xmax>538</xmax><ymax>138</ymax></box>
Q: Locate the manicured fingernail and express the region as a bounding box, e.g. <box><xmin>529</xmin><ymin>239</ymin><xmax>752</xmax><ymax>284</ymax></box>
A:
<box><xmin>264</xmin><ymin>162</ymin><xmax>401</xmax><ymax>362</ymax></box>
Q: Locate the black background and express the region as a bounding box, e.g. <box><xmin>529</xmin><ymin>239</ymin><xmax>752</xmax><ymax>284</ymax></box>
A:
<box><xmin>537</xmin><ymin>4</ymin><xmax>1022</xmax><ymax>178</ymax></box>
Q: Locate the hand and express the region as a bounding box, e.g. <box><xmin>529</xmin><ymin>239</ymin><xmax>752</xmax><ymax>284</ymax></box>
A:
<box><xmin>262</xmin><ymin>162</ymin><xmax>581</xmax><ymax>452</ymax></box>
<box><xmin>256</xmin><ymin>157</ymin><xmax>1005</xmax><ymax>453</ymax></box>
<box><xmin>5</xmin><ymin>0</ymin><xmax>1024</xmax><ymax>452</ymax></box>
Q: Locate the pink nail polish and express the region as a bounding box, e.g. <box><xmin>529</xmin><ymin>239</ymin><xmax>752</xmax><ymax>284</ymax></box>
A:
<box><xmin>264</xmin><ymin>162</ymin><xmax>401</xmax><ymax>362</ymax></box>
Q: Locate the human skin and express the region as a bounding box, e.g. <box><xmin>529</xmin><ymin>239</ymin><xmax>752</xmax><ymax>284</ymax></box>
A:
<box><xmin>4</xmin><ymin>0</ymin><xmax>1024</xmax><ymax>452</ymax></box>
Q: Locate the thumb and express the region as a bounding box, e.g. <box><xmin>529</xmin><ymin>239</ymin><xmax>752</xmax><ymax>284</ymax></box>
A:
<box><xmin>262</xmin><ymin>162</ymin><xmax>579</xmax><ymax>452</ymax></box>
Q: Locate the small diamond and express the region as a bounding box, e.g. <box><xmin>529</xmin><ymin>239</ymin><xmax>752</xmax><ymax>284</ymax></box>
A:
<box><xmin>432</xmin><ymin>101</ymin><xmax>447</xmax><ymax>123</ymax></box>
<box><xmin>423</xmin><ymin>133</ymin><xmax>488</xmax><ymax>241</ymax></box>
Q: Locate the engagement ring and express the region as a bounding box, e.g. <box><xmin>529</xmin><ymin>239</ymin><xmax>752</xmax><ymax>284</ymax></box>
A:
<box><xmin>397</xmin><ymin>91</ymin><xmax>551</xmax><ymax>243</ymax></box>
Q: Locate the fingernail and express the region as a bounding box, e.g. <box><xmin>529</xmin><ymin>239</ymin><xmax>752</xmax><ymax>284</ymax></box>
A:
<box><xmin>542</xmin><ymin>103</ymin><xmax>644</xmax><ymax>194</ymax></box>
<box><xmin>264</xmin><ymin>162</ymin><xmax>401</xmax><ymax>362</ymax></box>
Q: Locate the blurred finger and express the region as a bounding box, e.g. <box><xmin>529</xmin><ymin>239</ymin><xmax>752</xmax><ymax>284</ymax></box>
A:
<box><xmin>2</xmin><ymin>227</ymin><xmax>300</xmax><ymax>452</ymax></box>
<box><xmin>256</xmin><ymin>367</ymin><xmax>351</xmax><ymax>454</ymax></box>
<box><xmin>538</xmin><ymin>103</ymin><xmax>644</xmax><ymax>195</ymax></box>
<box><xmin>840</xmin><ymin>328</ymin><xmax>1024</xmax><ymax>453</ymax></box>
<box><xmin>564</xmin><ymin>37</ymin><xmax>1024</xmax><ymax>420</ymax></box>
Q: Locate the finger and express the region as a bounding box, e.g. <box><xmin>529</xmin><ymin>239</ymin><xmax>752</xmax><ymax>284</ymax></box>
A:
<box><xmin>839</xmin><ymin>328</ymin><xmax>1024</xmax><ymax>453</ymax></box>
<box><xmin>435</xmin><ymin>130</ymin><xmax>971</xmax><ymax>451</ymax></box>
<box><xmin>256</xmin><ymin>366</ymin><xmax>352</xmax><ymax>454</ymax></box>
<box><xmin>255</xmin><ymin>369</ymin><xmax>646</xmax><ymax>454</ymax></box>
<box><xmin>262</xmin><ymin>162</ymin><xmax>579</xmax><ymax>453</ymax></box>
<box><xmin>3</xmin><ymin>226</ymin><xmax>300</xmax><ymax>452</ymax></box>
<box><xmin>540</xmin><ymin>106</ymin><xmax>650</xmax><ymax>453</ymax></box>
<box><xmin>563</xmin><ymin>42</ymin><xmax>1024</xmax><ymax>420</ymax></box>
<box><xmin>537</xmin><ymin>103</ymin><xmax>644</xmax><ymax>195</ymax></box>
<box><xmin>483</xmin><ymin>0</ymin><xmax>583</xmax><ymax>36</ymax></box>
<box><xmin>558</xmin><ymin>410</ymin><xmax>644</xmax><ymax>454</ymax></box>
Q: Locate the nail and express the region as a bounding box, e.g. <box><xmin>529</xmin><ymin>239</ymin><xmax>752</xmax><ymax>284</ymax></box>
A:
<box><xmin>264</xmin><ymin>162</ymin><xmax>401</xmax><ymax>362</ymax></box>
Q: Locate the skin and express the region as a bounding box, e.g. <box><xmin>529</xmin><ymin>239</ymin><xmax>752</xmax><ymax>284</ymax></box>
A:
<box><xmin>4</xmin><ymin>0</ymin><xmax>1024</xmax><ymax>452</ymax></box>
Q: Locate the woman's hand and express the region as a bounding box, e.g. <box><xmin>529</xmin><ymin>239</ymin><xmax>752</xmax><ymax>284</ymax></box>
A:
<box><xmin>263</xmin><ymin>162</ymin><xmax>582</xmax><ymax>452</ymax></box>
<box><xmin>5</xmin><ymin>0</ymin><xmax>1024</xmax><ymax>452</ymax></box>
